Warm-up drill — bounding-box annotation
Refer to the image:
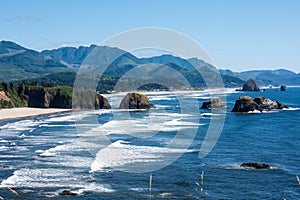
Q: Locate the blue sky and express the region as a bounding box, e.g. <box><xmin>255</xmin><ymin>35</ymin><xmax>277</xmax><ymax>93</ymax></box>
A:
<box><xmin>1</xmin><ymin>0</ymin><xmax>299</xmax><ymax>72</ymax></box>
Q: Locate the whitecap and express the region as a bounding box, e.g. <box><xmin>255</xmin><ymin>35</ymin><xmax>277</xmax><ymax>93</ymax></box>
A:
<box><xmin>39</xmin><ymin>140</ymin><xmax>84</xmax><ymax>157</ymax></box>
<box><xmin>90</xmin><ymin>140</ymin><xmax>197</xmax><ymax>172</ymax></box>
<box><xmin>283</xmin><ymin>107</ymin><xmax>300</xmax><ymax>111</ymax></box>
<box><xmin>247</xmin><ymin>110</ymin><xmax>262</xmax><ymax>114</ymax></box>
<box><xmin>201</xmin><ymin>113</ymin><xmax>223</xmax><ymax>117</ymax></box>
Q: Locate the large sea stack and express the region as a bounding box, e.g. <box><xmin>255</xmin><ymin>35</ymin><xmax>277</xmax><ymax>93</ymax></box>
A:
<box><xmin>119</xmin><ymin>92</ymin><xmax>154</xmax><ymax>109</ymax></box>
<box><xmin>231</xmin><ymin>96</ymin><xmax>288</xmax><ymax>112</ymax></box>
<box><xmin>242</xmin><ymin>79</ymin><xmax>260</xmax><ymax>91</ymax></box>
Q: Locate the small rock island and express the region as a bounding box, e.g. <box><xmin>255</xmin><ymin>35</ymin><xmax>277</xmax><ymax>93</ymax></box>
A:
<box><xmin>119</xmin><ymin>92</ymin><xmax>154</xmax><ymax>109</ymax></box>
<box><xmin>232</xmin><ymin>96</ymin><xmax>288</xmax><ymax>112</ymax></box>
<box><xmin>201</xmin><ymin>98</ymin><xmax>228</xmax><ymax>109</ymax></box>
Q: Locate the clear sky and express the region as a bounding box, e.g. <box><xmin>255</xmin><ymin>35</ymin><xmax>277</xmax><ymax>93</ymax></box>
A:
<box><xmin>1</xmin><ymin>0</ymin><xmax>299</xmax><ymax>72</ymax></box>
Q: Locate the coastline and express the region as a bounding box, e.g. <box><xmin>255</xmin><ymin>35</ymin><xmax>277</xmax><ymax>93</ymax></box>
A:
<box><xmin>0</xmin><ymin>88</ymin><xmax>237</xmax><ymax>121</ymax></box>
<box><xmin>0</xmin><ymin>107</ymin><xmax>72</xmax><ymax>121</ymax></box>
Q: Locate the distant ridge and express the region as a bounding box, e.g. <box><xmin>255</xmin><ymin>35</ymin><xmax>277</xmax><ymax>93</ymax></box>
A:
<box><xmin>1</xmin><ymin>40</ymin><xmax>299</xmax><ymax>87</ymax></box>
<box><xmin>219</xmin><ymin>69</ymin><xmax>300</xmax><ymax>86</ymax></box>
<box><xmin>0</xmin><ymin>40</ymin><xmax>71</xmax><ymax>82</ymax></box>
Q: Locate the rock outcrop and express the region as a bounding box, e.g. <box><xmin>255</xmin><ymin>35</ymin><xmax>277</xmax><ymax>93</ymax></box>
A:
<box><xmin>59</xmin><ymin>190</ymin><xmax>77</xmax><ymax>196</ymax></box>
<box><xmin>240</xmin><ymin>162</ymin><xmax>270</xmax><ymax>169</ymax></box>
<box><xmin>201</xmin><ymin>98</ymin><xmax>228</xmax><ymax>109</ymax></box>
<box><xmin>119</xmin><ymin>92</ymin><xmax>154</xmax><ymax>109</ymax></box>
<box><xmin>0</xmin><ymin>90</ymin><xmax>12</xmax><ymax>108</ymax></box>
<box><xmin>231</xmin><ymin>96</ymin><xmax>288</xmax><ymax>112</ymax></box>
<box><xmin>95</xmin><ymin>93</ymin><xmax>111</xmax><ymax>109</ymax></box>
<box><xmin>280</xmin><ymin>85</ymin><xmax>286</xmax><ymax>91</ymax></box>
<box><xmin>242</xmin><ymin>79</ymin><xmax>260</xmax><ymax>91</ymax></box>
<box><xmin>27</xmin><ymin>88</ymin><xmax>52</xmax><ymax>108</ymax></box>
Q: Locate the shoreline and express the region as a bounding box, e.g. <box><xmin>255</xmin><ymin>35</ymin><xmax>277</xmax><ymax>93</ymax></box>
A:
<box><xmin>0</xmin><ymin>88</ymin><xmax>237</xmax><ymax>122</ymax></box>
<box><xmin>0</xmin><ymin>107</ymin><xmax>72</xmax><ymax>121</ymax></box>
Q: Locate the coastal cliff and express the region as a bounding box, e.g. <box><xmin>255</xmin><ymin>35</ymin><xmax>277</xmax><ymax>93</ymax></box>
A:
<box><xmin>0</xmin><ymin>84</ymin><xmax>110</xmax><ymax>109</ymax></box>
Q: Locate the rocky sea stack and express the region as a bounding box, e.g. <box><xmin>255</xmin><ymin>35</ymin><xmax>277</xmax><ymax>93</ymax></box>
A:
<box><xmin>201</xmin><ymin>98</ymin><xmax>228</xmax><ymax>109</ymax></box>
<box><xmin>95</xmin><ymin>94</ymin><xmax>111</xmax><ymax>109</ymax></box>
<box><xmin>242</xmin><ymin>79</ymin><xmax>260</xmax><ymax>91</ymax></box>
<box><xmin>231</xmin><ymin>96</ymin><xmax>288</xmax><ymax>112</ymax></box>
<box><xmin>119</xmin><ymin>92</ymin><xmax>154</xmax><ymax>109</ymax></box>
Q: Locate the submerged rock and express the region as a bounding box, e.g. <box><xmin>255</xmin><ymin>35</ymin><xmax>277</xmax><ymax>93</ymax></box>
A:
<box><xmin>240</xmin><ymin>162</ymin><xmax>271</xmax><ymax>169</ymax></box>
<box><xmin>201</xmin><ymin>98</ymin><xmax>228</xmax><ymax>109</ymax></box>
<box><xmin>59</xmin><ymin>190</ymin><xmax>77</xmax><ymax>196</ymax></box>
<box><xmin>231</xmin><ymin>96</ymin><xmax>288</xmax><ymax>112</ymax></box>
<box><xmin>119</xmin><ymin>92</ymin><xmax>154</xmax><ymax>109</ymax></box>
<box><xmin>242</xmin><ymin>79</ymin><xmax>260</xmax><ymax>91</ymax></box>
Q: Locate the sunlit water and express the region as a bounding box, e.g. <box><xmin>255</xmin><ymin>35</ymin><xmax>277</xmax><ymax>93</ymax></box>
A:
<box><xmin>0</xmin><ymin>87</ymin><xmax>299</xmax><ymax>199</ymax></box>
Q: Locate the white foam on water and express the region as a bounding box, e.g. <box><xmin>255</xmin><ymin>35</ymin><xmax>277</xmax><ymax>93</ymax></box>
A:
<box><xmin>90</xmin><ymin>140</ymin><xmax>196</xmax><ymax>172</ymax></box>
<box><xmin>148</xmin><ymin>95</ymin><xmax>176</xmax><ymax>101</ymax></box>
<box><xmin>0</xmin><ymin>146</ymin><xmax>8</xmax><ymax>151</ymax></box>
<box><xmin>0</xmin><ymin>155</ymin><xmax>24</xmax><ymax>158</ymax></box>
<box><xmin>201</xmin><ymin>113</ymin><xmax>223</xmax><ymax>117</ymax></box>
<box><xmin>45</xmin><ymin>112</ymin><xmax>91</xmax><ymax>122</ymax></box>
<box><xmin>37</xmin><ymin>155</ymin><xmax>94</xmax><ymax>169</ymax></box>
<box><xmin>283</xmin><ymin>107</ymin><xmax>300</xmax><ymax>111</ymax></box>
<box><xmin>1</xmin><ymin>168</ymin><xmax>75</xmax><ymax>187</ymax></box>
<box><xmin>17</xmin><ymin>133</ymin><xmax>27</xmax><ymax>138</ymax></box>
<box><xmin>247</xmin><ymin>110</ymin><xmax>262</xmax><ymax>114</ymax></box>
<box><xmin>38</xmin><ymin>124</ymin><xmax>76</xmax><ymax>127</ymax></box>
<box><xmin>0</xmin><ymin>119</ymin><xmax>45</xmax><ymax>136</ymax></box>
<box><xmin>75</xmin><ymin>182</ymin><xmax>115</xmax><ymax>193</ymax></box>
<box><xmin>79</xmin><ymin>116</ymin><xmax>202</xmax><ymax>139</ymax></box>
<box><xmin>39</xmin><ymin>140</ymin><xmax>84</xmax><ymax>157</ymax></box>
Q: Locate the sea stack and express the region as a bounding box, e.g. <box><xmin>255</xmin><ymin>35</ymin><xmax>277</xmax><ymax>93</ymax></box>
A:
<box><xmin>201</xmin><ymin>98</ymin><xmax>228</xmax><ymax>109</ymax></box>
<box><xmin>231</xmin><ymin>96</ymin><xmax>288</xmax><ymax>112</ymax></box>
<box><xmin>119</xmin><ymin>92</ymin><xmax>154</xmax><ymax>109</ymax></box>
<box><xmin>280</xmin><ymin>85</ymin><xmax>286</xmax><ymax>91</ymax></box>
<box><xmin>242</xmin><ymin>79</ymin><xmax>260</xmax><ymax>91</ymax></box>
<box><xmin>95</xmin><ymin>94</ymin><xmax>111</xmax><ymax>109</ymax></box>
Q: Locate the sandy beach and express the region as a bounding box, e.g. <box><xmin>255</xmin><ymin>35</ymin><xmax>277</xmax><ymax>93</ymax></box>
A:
<box><xmin>0</xmin><ymin>107</ymin><xmax>71</xmax><ymax>121</ymax></box>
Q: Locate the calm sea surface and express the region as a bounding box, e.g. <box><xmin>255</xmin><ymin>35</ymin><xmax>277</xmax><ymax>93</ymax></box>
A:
<box><xmin>0</xmin><ymin>87</ymin><xmax>299</xmax><ymax>199</ymax></box>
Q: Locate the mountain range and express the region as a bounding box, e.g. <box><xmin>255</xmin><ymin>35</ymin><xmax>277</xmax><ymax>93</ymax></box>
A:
<box><xmin>1</xmin><ymin>40</ymin><xmax>299</xmax><ymax>88</ymax></box>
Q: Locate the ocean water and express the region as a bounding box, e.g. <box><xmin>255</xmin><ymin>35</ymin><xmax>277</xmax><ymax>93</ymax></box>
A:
<box><xmin>0</xmin><ymin>87</ymin><xmax>299</xmax><ymax>199</ymax></box>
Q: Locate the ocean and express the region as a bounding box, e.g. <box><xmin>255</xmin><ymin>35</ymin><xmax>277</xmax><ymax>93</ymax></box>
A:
<box><xmin>0</xmin><ymin>87</ymin><xmax>299</xmax><ymax>199</ymax></box>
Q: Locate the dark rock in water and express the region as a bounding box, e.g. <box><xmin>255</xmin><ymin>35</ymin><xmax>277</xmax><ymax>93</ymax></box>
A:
<box><xmin>231</xmin><ymin>96</ymin><xmax>288</xmax><ymax>112</ymax></box>
<box><xmin>276</xmin><ymin>100</ymin><xmax>289</xmax><ymax>109</ymax></box>
<box><xmin>242</xmin><ymin>79</ymin><xmax>260</xmax><ymax>91</ymax></box>
<box><xmin>95</xmin><ymin>93</ymin><xmax>111</xmax><ymax>109</ymax></box>
<box><xmin>280</xmin><ymin>85</ymin><xmax>286</xmax><ymax>91</ymax></box>
<box><xmin>253</xmin><ymin>97</ymin><xmax>288</xmax><ymax>110</ymax></box>
<box><xmin>1</xmin><ymin>165</ymin><xmax>9</xmax><ymax>169</ymax></box>
<box><xmin>59</xmin><ymin>190</ymin><xmax>77</xmax><ymax>196</ymax></box>
<box><xmin>201</xmin><ymin>98</ymin><xmax>228</xmax><ymax>109</ymax></box>
<box><xmin>231</xmin><ymin>96</ymin><xmax>262</xmax><ymax>112</ymax></box>
<box><xmin>240</xmin><ymin>162</ymin><xmax>271</xmax><ymax>169</ymax></box>
<box><xmin>119</xmin><ymin>92</ymin><xmax>154</xmax><ymax>109</ymax></box>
